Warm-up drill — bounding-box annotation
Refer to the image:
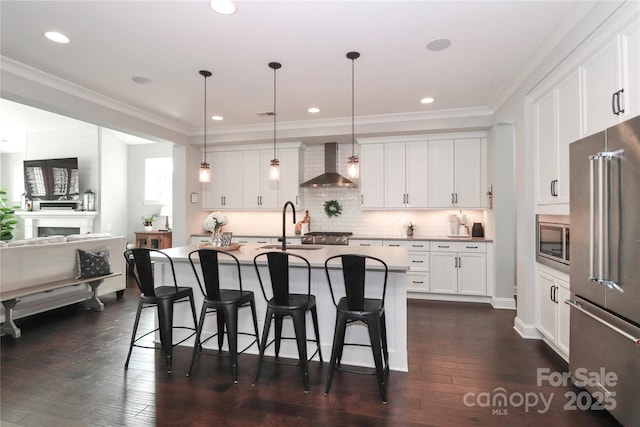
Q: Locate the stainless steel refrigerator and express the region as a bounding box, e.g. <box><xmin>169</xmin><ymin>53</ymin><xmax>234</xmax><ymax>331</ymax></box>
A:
<box><xmin>569</xmin><ymin>114</ymin><xmax>640</xmax><ymax>426</ymax></box>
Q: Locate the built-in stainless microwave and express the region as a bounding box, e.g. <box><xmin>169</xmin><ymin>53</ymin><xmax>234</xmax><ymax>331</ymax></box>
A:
<box><xmin>536</xmin><ymin>215</ymin><xmax>570</xmax><ymax>273</ymax></box>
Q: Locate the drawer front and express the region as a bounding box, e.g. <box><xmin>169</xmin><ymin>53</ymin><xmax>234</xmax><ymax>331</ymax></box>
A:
<box><xmin>190</xmin><ymin>236</ymin><xmax>210</xmax><ymax>246</ymax></box>
<box><xmin>430</xmin><ymin>241</ymin><xmax>486</xmax><ymax>253</ymax></box>
<box><xmin>383</xmin><ymin>240</ymin><xmax>429</xmax><ymax>251</ymax></box>
<box><xmin>407</xmin><ymin>271</ymin><xmax>430</xmax><ymax>292</ymax></box>
<box><xmin>408</xmin><ymin>251</ymin><xmax>429</xmax><ymax>271</ymax></box>
<box><xmin>350</xmin><ymin>239</ymin><xmax>383</xmax><ymax>247</ymax></box>
<box><xmin>235</xmin><ymin>237</ymin><xmax>273</xmax><ymax>244</ymax></box>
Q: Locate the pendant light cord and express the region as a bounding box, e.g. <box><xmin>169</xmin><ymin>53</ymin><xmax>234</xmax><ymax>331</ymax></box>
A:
<box><xmin>204</xmin><ymin>75</ymin><xmax>207</xmax><ymax>163</ymax></box>
<box><xmin>273</xmin><ymin>65</ymin><xmax>277</xmax><ymax>159</ymax></box>
<box><xmin>351</xmin><ymin>56</ymin><xmax>355</xmax><ymax>157</ymax></box>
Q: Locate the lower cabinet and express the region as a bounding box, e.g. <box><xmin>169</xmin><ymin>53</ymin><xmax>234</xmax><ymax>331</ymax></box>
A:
<box><xmin>536</xmin><ymin>265</ymin><xmax>570</xmax><ymax>359</ymax></box>
<box><xmin>429</xmin><ymin>242</ymin><xmax>487</xmax><ymax>295</ymax></box>
<box><xmin>384</xmin><ymin>240</ymin><xmax>430</xmax><ymax>292</ymax></box>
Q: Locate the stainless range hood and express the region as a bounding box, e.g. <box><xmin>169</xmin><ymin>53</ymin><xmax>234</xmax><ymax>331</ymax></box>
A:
<box><xmin>300</xmin><ymin>142</ymin><xmax>357</xmax><ymax>188</ymax></box>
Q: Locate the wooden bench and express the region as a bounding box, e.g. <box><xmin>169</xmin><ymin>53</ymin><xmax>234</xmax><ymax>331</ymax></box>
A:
<box><xmin>0</xmin><ymin>272</ymin><xmax>122</xmax><ymax>338</ymax></box>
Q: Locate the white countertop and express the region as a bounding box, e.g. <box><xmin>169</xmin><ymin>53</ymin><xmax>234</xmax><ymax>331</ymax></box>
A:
<box><xmin>190</xmin><ymin>233</ymin><xmax>492</xmax><ymax>243</ymax></box>
<box><xmin>158</xmin><ymin>243</ymin><xmax>410</xmax><ymax>272</ymax></box>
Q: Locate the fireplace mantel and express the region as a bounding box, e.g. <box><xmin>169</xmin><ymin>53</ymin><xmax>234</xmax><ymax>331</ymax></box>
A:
<box><xmin>15</xmin><ymin>211</ymin><xmax>98</xmax><ymax>238</ymax></box>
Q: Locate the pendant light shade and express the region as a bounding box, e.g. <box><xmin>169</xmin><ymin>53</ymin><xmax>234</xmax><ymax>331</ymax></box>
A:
<box><xmin>346</xmin><ymin>51</ymin><xmax>360</xmax><ymax>179</ymax></box>
<box><xmin>199</xmin><ymin>70</ymin><xmax>212</xmax><ymax>183</ymax></box>
<box><xmin>269</xmin><ymin>61</ymin><xmax>282</xmax><ymax>181</ymax></box>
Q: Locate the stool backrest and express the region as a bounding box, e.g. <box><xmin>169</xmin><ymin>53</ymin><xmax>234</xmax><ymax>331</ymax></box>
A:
<box><xmin>324</xmin><ymin>254</ymin><xmax>388</xmax><ymax>311</ymax></box>
<box><xmin>253</xmin><ymin>251</ymin><xmax>311</xmax><ymax>304</ymax></box>
<box><xmin>124</xmin><ymin>248</ymin><xmax>178</xmax><ymax>297</ymax></box>
<box><xmin>188</xmin><ymin>249</ymin><xmax>243</xmax><ymax>300</ymax></box>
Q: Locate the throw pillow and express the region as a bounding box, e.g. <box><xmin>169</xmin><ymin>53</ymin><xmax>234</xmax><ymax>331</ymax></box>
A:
<box><xmin>76</xmin><ymin>248</ymin><xmax>112</xmax><ymax>278</ymax></box>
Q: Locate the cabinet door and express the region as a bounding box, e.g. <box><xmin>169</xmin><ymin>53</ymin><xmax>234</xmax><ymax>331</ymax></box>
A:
<box><xmin>404</xmin><ymin>142</ymin><xmax>429</xmax><ymax>208</ymax></box>
<box><xmin>360</xmin><ymin>144</ymin><xmax>384</xmax><ymax>208</ymax></box>
<box><xmin>536</xmin><ymin>90</ymin><xmax>558</xmax><ymax>204</ymax></box>
<box><xmin>454</xmin><ymin>139</ymin><xmax>483</xmax><ymax>207</ymax></box>
<box><xmin>536</xmin><ymin>271</ymin><xmax>557</xmax><ymax>342</ymax></box>
<box><xmin>582</xmin><ymin>39</ymin><xmax>620</xmax><ymax>136</ymax></box>
<box><xmin>556</xmin><ymin>282</ymin><xmax>571</xmax><ymax>356</ymax></box>
<box><xmin>429</xmin><ymin>252</ymin><xmax>457</xmax><ymax>294</ymax></box>
<box><xmin>242</xmin><ymin>150</ymin><xmax>262</xmax><ymax>208</ymax></box>
<box><xmin>407</xmin><ymin>271</ymin><xmax>430</xmax><ymax>293</ymax></box>
<box><xmin>556</xmin><ymin>71</ymin><xmax>581</xmax><ymax>203</ymax></box>
<box><xmin>428</xmin><ymin>139</ymin><xmax>455</xmax><ymax>207</ymax></box>
<box><xmin>621</xmin><ymin>20</ymin><xmax>639</xmax><ymax>120</ymax></box>
<box><xmin>202</xmin><ymin>151</ymin><xmax>226</xmax><ymax>209</ymax></box>
<box><xmin>278</xmin><ymin>148</ymin><xmax>301</xmax><ymax>208</ymax></box>
<box><xmin>384</xmin><ymin>143</ymin><xmax>407</xmax><ymax>208</ymax></box>
<box><xmin>222</xmin><ymin>151</ymin><xmax>244</xmax><ymax>208</ymax></box>
<box><xmin>457</xmin><ymin>252</ymin><xmax>486</xmax><ymax>295</ymax></box>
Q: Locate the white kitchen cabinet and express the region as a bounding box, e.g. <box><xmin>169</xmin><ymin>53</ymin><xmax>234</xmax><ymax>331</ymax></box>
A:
<box><xmin>385</xmin><ymin>240</ymin><xmax>430</xmax><ymax>293</ymax></box>
<box><xmin>360</xmin><ymin>144</ymin><xmax>385</xmax><ymax>208</ymax></box>
<box><xmin>277</xmin><ymin>147</ymin><xmax>302</xmax><ymax>207</ymax></box>
<box><xmin>428</xmin><ymin>138</ymin><xmax>485</xmax><ymax>208</ymax></box>
<box><xmin>536</xmin><ymin>70</ymin><xmax>580</xmax><ymax>206</ymax></box>
<box><xmin>581</xmin><ymin>19</ymin><xmax>640</xmax><ymax>136</ymax></box>
<box><xmin>349</xmin><ymin>239</ymin><xmax>383</xmax><ymax>247</ymax></box>
<box><xmin>536</xmin><ymin>265</ymin><xmax>570</xmax><ymax>359</ymax></box>
<box><xmin>429</xmin><ymin>241</ymin><xmax>486</xmax><ymax>296</ymax></box>
<box><xmin>383</xmin><ymin>142</ymin><xmax>429</xmax><ymax>208</ymax></box>
<box><xmin>243</xmin><ymin>149</ymin><xmax>279</xmax><ymax>209</ymax></box>
<box><xmin>202</xmin><ymin>150</ymin><xmax>243</xmax><ymax>209</ymax></box>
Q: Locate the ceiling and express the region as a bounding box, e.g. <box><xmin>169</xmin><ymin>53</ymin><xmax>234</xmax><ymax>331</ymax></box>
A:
<box><xmin>0</xmin><ymin>0</ymin><xmax>593</xmax><ymax>146</ymax></box>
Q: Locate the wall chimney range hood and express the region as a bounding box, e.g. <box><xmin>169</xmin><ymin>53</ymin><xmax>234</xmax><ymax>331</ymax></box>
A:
<box><xmin>300</xmin><ymin>143</ymin><xmax>357</xmax><ymax>188</ymax></box>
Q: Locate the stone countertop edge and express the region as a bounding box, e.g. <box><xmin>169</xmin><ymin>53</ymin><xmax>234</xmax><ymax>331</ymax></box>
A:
<box><xmin>157</xmin><ymin>243</ymin><xmax>410</xmax><ymax>272</ymax></box>
<box><xmin>191</xmin><ymin>233</ymin><xmax>492</xmax><ymax>243</ymax></box>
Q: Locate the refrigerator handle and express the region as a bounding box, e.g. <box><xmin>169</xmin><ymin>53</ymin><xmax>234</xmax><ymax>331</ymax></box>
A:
<box><xmin>589</xmin><ymin>154</ymin><xmax>597</xmax><ymax>281</ymax></box>
<box><xmin>598</xmin><ymin>154</ymin><xmax>604</xmax><ymax>282</ymax></box>
<box><xmin>566</xmin><ymin>299</ymin><xmax>640</xmax><ymax>345</ymax></box>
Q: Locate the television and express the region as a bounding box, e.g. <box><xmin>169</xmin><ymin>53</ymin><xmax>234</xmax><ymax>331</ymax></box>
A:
<box><xmin>23</xmin><ymin>157</ymin><xmax>80</xmax><ymax>201</ymax></box>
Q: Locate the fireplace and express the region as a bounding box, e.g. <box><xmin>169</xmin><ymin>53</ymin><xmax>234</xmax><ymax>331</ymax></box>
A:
<box><xmin>38</xmin><ymin>226</ymin><xmax>81</xmax><ymax>237</ymax></box>
<box><xmin>15</xmin><ymin>211</ymin><xmax>97</xmax><ymax>239</ymax></box>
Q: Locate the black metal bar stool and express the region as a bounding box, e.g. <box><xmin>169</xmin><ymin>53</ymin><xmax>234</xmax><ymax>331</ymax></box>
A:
<box><xmin>252</xmin><ymin>251</ymin><xmax>323</xmax><ymax>392</ymax></box>
<box><xmin>186</xmin><ymin>248</ymin><xmax>260</xmax><ymax>383</ymax></box>
<box><xmin>123</xmin><ymin>248</ymin><xmax>198</xmax><ymax>374</ymax></box>
<box><xmin>323</xmin><ymin>254</ymin><xmax>389</xmax><ymax>403</ymax></box>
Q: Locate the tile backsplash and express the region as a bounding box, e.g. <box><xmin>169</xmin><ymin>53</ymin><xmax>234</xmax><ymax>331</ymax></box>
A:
<box><xmin>199</xmin><ymin>143</ymin><xmax>488</xmax><ymax>238</ymax></box>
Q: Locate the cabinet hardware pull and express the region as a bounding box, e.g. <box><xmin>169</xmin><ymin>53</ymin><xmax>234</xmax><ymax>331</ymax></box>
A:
<box><xmin>612</xmin><ymin>91</ymin><xmax>618</xmax><ymax>115</ymax></box>
<box><xmin>451</xmin><ymin>193</ymin><xmax>455</xmax><ymax>204</ymax></box>
<box><xmin>412</xmin><ymin>260</ymin><xmax>424</xmax><ymax>263</ymax></box>
<box><xmin>438</xmin><ymin>245</ymin><xmax>450</xmax><ymax>248</ymax></box>
<box><xmin>466</xmin><ymin>246</ymin><xmax>478</xmax><ymax>249</ymax></box>
<box><xmin>296</xmin><ymin>195</ymin><xmax>299</xmax><ymax>205</ymax></box>
<box><xmin>458</xmin><ymin>256</ymin><xmax>461</xmax><ymax>268</ymax></box>
<box><xmin>389</xmin><ymin>244</ymin><xmax>400</xmax><ymax>247</ymax></box>
<box><xmin>455</xmin><ymin>193</ymin><xmax>458</xmax><ymax>204</ymax></box>
<box><xmin>412</xmin><ymin>281</ymin><xmax>424</xmax><ymax>284</ymax></box>
<box><xmin>617</xmin><ymin>88</ymin><xmax>624</xmax><ymax>115</ymax></box>
<box><xmin>360</xmin><ymin>243</ymin><xmax>371</xmax><ymax>246</ymax></box>
<box><xmin>412</xmin><ymin>244</ymin><xmax>424</xmax><ymax>248</ymax></box>
<box><xmin>361</xmin><ymin>194</ymin><xmax>364</xmax><ymax>204</ymax></box>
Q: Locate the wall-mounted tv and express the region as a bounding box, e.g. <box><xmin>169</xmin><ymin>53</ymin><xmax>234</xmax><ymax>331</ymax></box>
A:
<box><xmin>24</xmin><ymin>157</ymin><xmax>79</xmax><ymax>201</ymax></box>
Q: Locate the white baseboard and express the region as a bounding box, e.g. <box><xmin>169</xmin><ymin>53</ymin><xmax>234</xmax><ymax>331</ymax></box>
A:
<box><xmin>513</xmin><ymin>316</ymin><xmax>543</xmax><ymax>339</ymax></box>
<box><xmin>491</xmin><ymin>296</ymin><xmax>517</xmax><ymax>310</ymax></box>
<box><xmin>407</xmin><ymin>292</ymin><xmax>491</xmax><ymax>304</ymax></box>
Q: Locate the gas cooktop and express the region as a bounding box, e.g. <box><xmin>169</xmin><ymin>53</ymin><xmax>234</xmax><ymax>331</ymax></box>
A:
<box><xmin>301</xmin><ymin>231</ymin><xmax>353</xmax><ymax>245</ymax></box>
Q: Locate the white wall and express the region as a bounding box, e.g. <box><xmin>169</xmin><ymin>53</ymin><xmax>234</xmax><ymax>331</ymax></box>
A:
<box><xmin>99</xmin><ymin>129</ymin><xmax>128</xmax><ymax>238</ymax></box>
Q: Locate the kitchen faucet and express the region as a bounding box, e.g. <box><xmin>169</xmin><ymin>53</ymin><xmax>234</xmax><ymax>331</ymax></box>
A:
<box><xmin>281</xmin><ymin>201</ymin><xmax>296</xmax><ymax>251</ymax></box>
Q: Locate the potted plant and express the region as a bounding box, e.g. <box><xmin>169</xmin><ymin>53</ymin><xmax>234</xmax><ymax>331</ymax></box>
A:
<box><xmin>0</xmin><ymin>188</ymin><xmax>19</xmax><ymax>241</ymax></box>
<box><xmin>141</xmin><ymin>213</ymin><xmax>158</xmax><ymax>231</ymax></box>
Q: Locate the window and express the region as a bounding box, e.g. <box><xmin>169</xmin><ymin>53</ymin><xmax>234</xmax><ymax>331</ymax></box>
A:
<box><xmin>144</xmin><ymin>157</ymin><xmax>172</xmax><ymax>204</ymax></box>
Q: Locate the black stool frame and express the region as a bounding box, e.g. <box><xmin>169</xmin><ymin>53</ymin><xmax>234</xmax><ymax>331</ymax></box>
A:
<box><xmin>253</xmin><ymin>251</ymin><xmax>323</xmax><ymax>392</ymax></box>
<box><xmin>187</xmin><ymin>249</ymin><xmax>260</xmax><ymax>383</ymax></box>
<box><xmin>123</xmin><ymin>248</ymin><xmax>198</xmax><ymax>374</ymax></box>
<box><xmin>324</xmin><ymin>254</ymin><xmax>389</xmax><ymax>403</ymax></box>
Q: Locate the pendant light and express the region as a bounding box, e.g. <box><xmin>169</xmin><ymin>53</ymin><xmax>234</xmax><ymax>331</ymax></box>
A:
<box><xmin>199</xmin><ymin>70</ymin><xmax>212</xmax><ymax>183</ymax></box>
<box><xmin>346</xmin><ymin>51</ymin><xmax>360</xmax><ymax>179</ymax></box>
<box><xmin>268</xmin><ymin>61</ymin><xmax>282</xmax><ymax>181</ymax></box>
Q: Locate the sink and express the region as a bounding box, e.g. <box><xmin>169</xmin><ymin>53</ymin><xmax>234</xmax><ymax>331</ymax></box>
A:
<box><xmin>258</xmin><ymin>244</ymin><xmax>323</xmax><ymax>250</ymax></box>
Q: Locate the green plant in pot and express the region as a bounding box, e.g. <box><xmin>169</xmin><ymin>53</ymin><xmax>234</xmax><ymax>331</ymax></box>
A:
<box><xmin>0</xmin><ymin>188</ymin><xmax>19</xmax><ymax>241</ymax></box>
<box><xmin>141</xmin><ymin>213</ymin><xmax>158</xmax><ymax>231</ymax></box>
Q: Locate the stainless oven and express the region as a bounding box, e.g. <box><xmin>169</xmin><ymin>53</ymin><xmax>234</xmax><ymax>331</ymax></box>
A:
<box><xmin>536</xmin><ymin>215</ymin><xmax>570</xmax><ymax>273</ymax></box>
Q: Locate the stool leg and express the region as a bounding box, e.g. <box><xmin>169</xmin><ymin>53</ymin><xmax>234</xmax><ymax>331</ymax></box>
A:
<box><xmin>381</xmin><ymin>311</ymin><xmax>389</xmax><ymax>372</ymax></box>
<box><xmin>274</xmin><ymin>314</ymin><xmax>283</xmax><ymax>358</ymax></box>
<box><xmin>367</xmin><ymin>315</ymin><xmax>387</xmax><ymax>403</ymax></box>
<box><xmin>325</xmin><ymin>312</ymin><xmax>347</xmax><ymax>395</ymax></box>
<box><xmin>253</xmin><ymin>307</ymin><xmax>274</xmax><ymax>386</ymax></box>
<box><xmin>156</xmin><ymin>299</ymin><xmax>175</xmax><ymax>374</ymax></box>
<box><xmin>249</xmin><ymin>297</ymin><xmax>261</xmax><ymax>352</ymax></box>
<box><xmin>310</xmin><ymin>305</ymin><xmax>323</xmax><ymax>362</ymax></box>
<box><xmin>125</xmin><ymin>299</ymin><xmax>144</xmax><ymax>369</ymax></box>
<box><xmin>187</xmin><ymin>303</ymin><xmax>208</xmax><ymax>377</ymax></box>
<box><xmin>291</xmin><ymin>309</ymin><xmax>309</xmax><ymax>392</ymax></box>
<box><xmin>223</xmin><ymin>304</ymin><xmax>240</xmax><ymax>383</ymax></box>
<box><xmin>216</xmin><ymin>309</ymin><xmax>226</xmax><ymax>352</ymax></box>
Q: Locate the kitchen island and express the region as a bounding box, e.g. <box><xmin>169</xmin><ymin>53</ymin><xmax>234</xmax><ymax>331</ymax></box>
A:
<box><xmin>151</xmin><ymin>243</ymin><xmax>410</xmax><ymax>371</ymax></box>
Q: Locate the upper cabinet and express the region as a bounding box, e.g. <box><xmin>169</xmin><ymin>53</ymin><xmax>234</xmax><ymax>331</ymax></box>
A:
<box><xmin>358</xmin><ymin>132</ymin><xmax>487</xmax><ymax>210</ymax></box>
<box><xmin>202</xmin><ymin>143</ymin><xmax>303</xmax><ymax>210</ymax></box>
<box><xmin>428</xmin><ymin>138</ymin><xmax>486</xmax><ymax>208</ymax></box>
<box><xmin>582</xmin><ymin>19</ymin><xmax>639</xmax><ymax>136</ymax></box>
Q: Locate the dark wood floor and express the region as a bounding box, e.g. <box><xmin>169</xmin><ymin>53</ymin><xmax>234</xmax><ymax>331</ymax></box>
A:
<box><xmin>1</xmin><ymin>284</ymin><xmax>621</xmax><ymax>426</ymax></box>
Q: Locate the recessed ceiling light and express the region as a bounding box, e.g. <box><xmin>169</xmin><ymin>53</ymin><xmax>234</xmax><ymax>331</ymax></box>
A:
<box><xmin>210</xmin><ymin>0</ymin><xmax>237</xmax><ymax>15</ymax></box>
<box><xmin>211</xmin><ymin>115</ymin><xmax>223</xmax><ymax>121</ymax></box>
<box><xmin>420</xmin><ymin>97</ymin><xmax>435</xmax><ymax>104</ymax></box>
<box><xmin>426</xmin><ymin>38</ymin><xmax>451</xmax><ymax>52</ymax></box>
<box><xmin>131</xmin><ymin>76</ymin><xmax>153</xmax><ymax>85</ymax></box>
<box><xmin>308</xmin><ymin>107</ymin><xmax>320</xmax><ymax>113</ymax></box>
<box><xmin>44</xmin><ymin>31</ymin><xmax>70</xmax><ymax>44</ymax></box>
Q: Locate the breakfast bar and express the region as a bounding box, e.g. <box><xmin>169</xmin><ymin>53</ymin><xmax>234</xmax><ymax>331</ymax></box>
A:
<box><xmin>151</xmin><ymin>243</ymin><xmax>410</xmax><ymax>372</ymax></box>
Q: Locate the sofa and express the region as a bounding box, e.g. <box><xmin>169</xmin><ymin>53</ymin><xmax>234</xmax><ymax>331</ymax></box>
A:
<box><xmin>0</xmin><ymin>234</ymin><xmax>126</xmax><ymax>337</ymax></box>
